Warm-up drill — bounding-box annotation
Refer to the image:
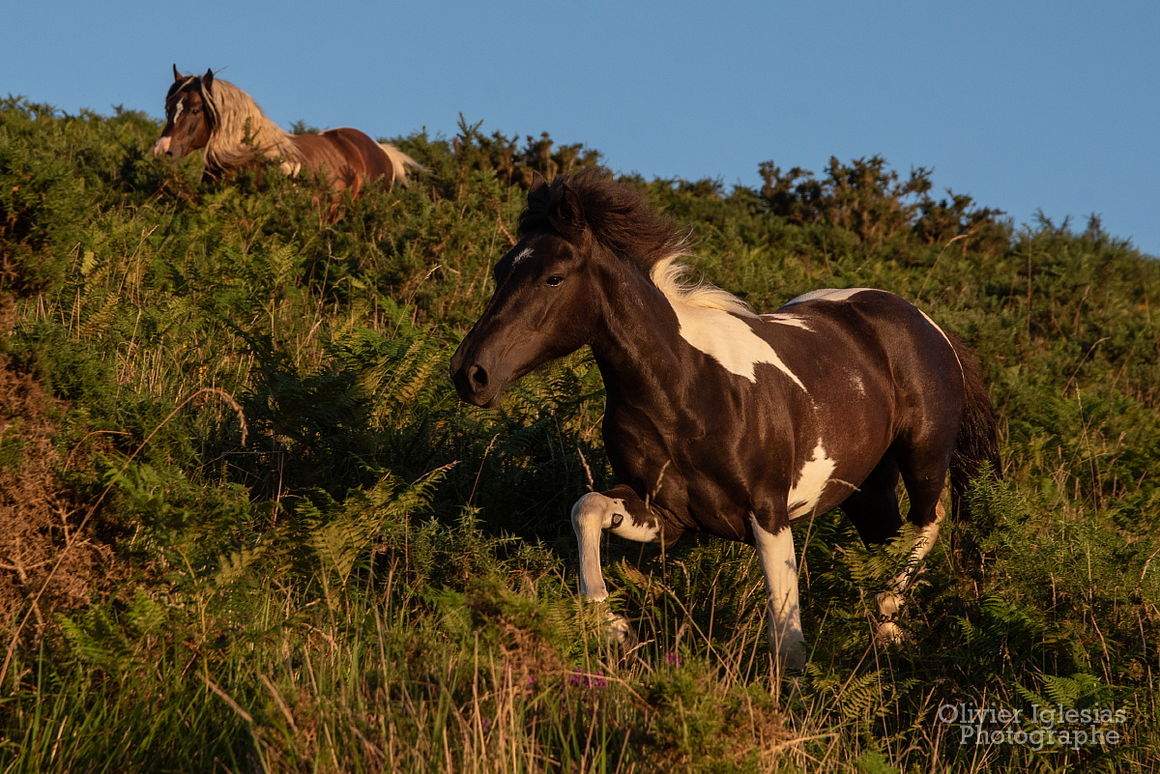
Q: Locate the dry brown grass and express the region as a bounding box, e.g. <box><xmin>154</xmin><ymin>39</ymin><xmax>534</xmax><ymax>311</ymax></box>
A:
<box><xmin>0</xmin><ymin>296</ymin><xmax>118</xmax><ymax>644</ymax></box>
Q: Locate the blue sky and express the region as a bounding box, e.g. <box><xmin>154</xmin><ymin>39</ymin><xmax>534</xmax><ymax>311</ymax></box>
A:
<box><xmin>6</xmin><ymin>1</ymin><xmax>1158</xmax><ymax>256</ymax></box>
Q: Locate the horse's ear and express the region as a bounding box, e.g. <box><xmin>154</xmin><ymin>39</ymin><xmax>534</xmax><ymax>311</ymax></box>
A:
<box><xmin>202</xmin><ymin>69</ymin><xmax>215</xmax><ymax>91</ymax></box>
<box><xmin>172</xmin><ymin>64</ymin><xmax>183</xmax><ymax>82</ymax></box>
<box><xmin>527</xmin><ymin>169</ymin><xmax>548</xmax><ymax>196</ymax></box>
<box><xmin>552</xmin><ymin>181</ymin><xmax>588</xmax><ymax>238</ymax></box>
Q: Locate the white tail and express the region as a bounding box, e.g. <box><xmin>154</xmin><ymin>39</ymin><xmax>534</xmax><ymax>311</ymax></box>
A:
<box><xmin>378</xmin><ymin>143</ymin><xmax>426</xmax><ymax>188</ymax></box>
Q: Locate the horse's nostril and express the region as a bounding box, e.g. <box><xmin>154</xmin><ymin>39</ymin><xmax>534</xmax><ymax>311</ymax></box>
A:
<box><xmin>467</xmin><ymin>364</ymin><xmax>489</xmax><ymax>390</ymax></box>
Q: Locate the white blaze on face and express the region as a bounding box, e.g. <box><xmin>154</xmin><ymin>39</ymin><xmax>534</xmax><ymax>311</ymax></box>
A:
<box><xmin>787</xmin><ymin>439</ymin><xmax>836</xmax><ymax>519</ymax></box>
<box><xmin>850</xmin><ymin>372</ymin><xmax>866</xmax><ymax>396</ymax></box>
<box><xmin>152</xmin><ymin>98</ymin><xmax>184</xmax><ymax>156</ymax></box>
<box><xmin>512</xmin><ymin>247</ymin><xmax>533</xmax><ymax>265</ymax></box>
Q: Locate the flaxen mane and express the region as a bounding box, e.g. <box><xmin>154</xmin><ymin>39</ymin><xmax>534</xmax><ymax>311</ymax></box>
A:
<box><xmin>520</xmin><ymin>168</ymin><xmax>754</xmax><ymax>316</ymax></box>
<box><xmin>166</xmin><ymin>72</ymin><xmax>421</xmax><ymax>187</ymax></box>
<box><xmin>192</xmin><ymin>77</ymin><xmax>304</xmax><ymax>173</ymax></box>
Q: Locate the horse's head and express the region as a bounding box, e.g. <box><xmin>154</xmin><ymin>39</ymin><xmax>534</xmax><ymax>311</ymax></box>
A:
<box><xmin>450</xmin><ymin>175</ymin><xmax>615</xmax><ymax>408</ymax></box>
<box><xmin>152</xmin><ymin>66</ymin><xmax>214</xmax><ymax>159</ymax></box>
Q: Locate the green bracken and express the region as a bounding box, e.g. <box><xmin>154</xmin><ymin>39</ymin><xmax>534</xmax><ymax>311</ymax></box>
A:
<box><xmin>0</xmin><ymin>96</ymin><xmax>1157</xmax><ymax>772</ymax></box>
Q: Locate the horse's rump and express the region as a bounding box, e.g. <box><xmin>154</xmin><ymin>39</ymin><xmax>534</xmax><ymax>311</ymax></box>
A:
<box><xmin>287</xmin><ymin>128</ymin><xmax>393</xmax><ymax>192</ymax></box>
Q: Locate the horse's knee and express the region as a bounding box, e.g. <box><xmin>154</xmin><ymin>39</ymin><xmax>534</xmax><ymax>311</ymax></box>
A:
<box><xmin>573</xmin><ymin>489</ymin><xmax>662</xmax><ymax>544</ymax></box>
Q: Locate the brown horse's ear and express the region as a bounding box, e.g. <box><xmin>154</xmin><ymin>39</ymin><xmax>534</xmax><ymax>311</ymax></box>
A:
<box><xmin>202</xmin><ymin>69</ymin><xmax>215</xmax><ymax>91</ymax></box>
<box><xmin>172</xmin><ymin>64</ymin><xmax>183</xmax><ymax>82</ymax></box>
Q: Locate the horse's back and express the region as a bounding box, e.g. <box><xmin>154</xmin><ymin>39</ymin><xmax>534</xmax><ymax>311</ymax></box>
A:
<box><xmin>777</xmin><ymin>288</ymin><xmax>959</xmax><ymax>380</ymax></box>
<box><xmin>322</xmin><ymin>128</ymin><xmax>395</xmax><ymax>189</ymax></box>
<box><xmin>288</xmin><ymin>128</ymin><xmax>394</xmax><ymax>191</ymax></box>
<box><xmin>774</xmin><ymin>287</ymin><xmax>966</xmax><ymax>444</ymax></box>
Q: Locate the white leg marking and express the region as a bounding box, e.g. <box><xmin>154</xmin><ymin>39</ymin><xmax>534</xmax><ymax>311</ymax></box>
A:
<box><xmin>571</xmin><ymin>493</ymin><xmax>613</xmax><ymax>601</ymax></box>
<box><xmin>570</xmin><ymin>492</ymin><xmax>661</xmax><ymax>603</ymax></box>
<box><xmin>750</xmin><ymin>514</ymin><xmax>805</xmax><ymax>671</ymax></box>
<box><xmin>876</xmin><ymin>502</ymin><xmax>946</xmax><ymax>638</ymax></box>
<box><xmin>787</xmin><ymin>440</ymin><xmax>837</xmax><ymax>519</ymax></box>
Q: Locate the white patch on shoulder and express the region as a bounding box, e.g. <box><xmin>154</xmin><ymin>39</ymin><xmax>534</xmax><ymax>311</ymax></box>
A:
<box><xmin>787</xmin><ymin>440</ymin><xmax>837</xmax><ymax>519</ymax></box>
<box><xmin>512</xmin><ymin>247</ymin><xmax>533</xmax><ymax>265</ymax></box>
<box><xmin>650</xmin><ymin>259</ymin><xmax>805</xmax><ymax>388</ymax></box>
<box><xmin>785</xmin><ymin>287</ymin><xmax>876</xmax><ymax>305</ymax></box>
<box><xmin>760</xmin><ymin>312</ymin><xmax>813</xmax><ymax>330</ymax></box>
<box><xmin>672</xmin><ymin>304</ymin><xmax>805</xmax><ymax>387</ymax></box>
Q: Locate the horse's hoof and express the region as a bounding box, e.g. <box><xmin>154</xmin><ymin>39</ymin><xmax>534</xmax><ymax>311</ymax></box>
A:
<box><xmin>606</xmin><ymin>612</ymin><xmax>638</xmax><ymax>648</ymax></box>
<box><xmin>779</xmin><ymin>646</ymin><xmax>807</xmax><ymax>674</ymax></box>
<box><xmin>875</xmin><ymin>590</ymin><xmax>903</xmax><ymax>617</ymax></box>
<box><xmin>876</xmin><ymin>620</ymin><xmax>905</xmax><ymax>645</ymax></box>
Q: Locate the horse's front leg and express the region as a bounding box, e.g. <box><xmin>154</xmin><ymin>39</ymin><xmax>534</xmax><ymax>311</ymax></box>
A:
<box><xmin>749</xmin><ymin>510</ymin><xmax>806</xmax><ymax>673</ymax></box>
<box><xmin>570</xmin><ymin>486</ymin><xmax>663</xmax><ymax>644</ymax></box>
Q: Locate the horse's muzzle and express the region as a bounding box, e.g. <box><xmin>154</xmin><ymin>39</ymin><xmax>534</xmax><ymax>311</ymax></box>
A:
<box><xmin>449</xmin><ymin>349</ymin><xmax>503</xmax><ymax>408</ymax></box>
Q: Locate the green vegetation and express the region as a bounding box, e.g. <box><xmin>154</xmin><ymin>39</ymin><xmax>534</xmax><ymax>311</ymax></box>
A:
<box><xmin>1</xmin><ymin>97</ymin><xmax>1157</xmax><ymax>772</ymax></box>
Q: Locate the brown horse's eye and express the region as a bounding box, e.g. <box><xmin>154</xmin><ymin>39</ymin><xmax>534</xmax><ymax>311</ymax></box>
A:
<box><xmin>546</xmin><ymin>275</ymin><xmax>564</xmax><ymax>286</ymax></box>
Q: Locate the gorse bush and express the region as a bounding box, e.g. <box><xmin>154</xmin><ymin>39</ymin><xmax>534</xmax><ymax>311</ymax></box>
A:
<box><xmin>0</xmin><ymin>98</ymin><xmax>1157</xmax><ymax>772</ymax></box>
<box><xmin>758</xmin><ymin>154</ymin><xmax>1010</xmax><ymax>254</ymax></box>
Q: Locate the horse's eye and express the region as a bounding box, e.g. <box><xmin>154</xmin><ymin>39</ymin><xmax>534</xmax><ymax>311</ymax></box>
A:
<box><xmin>546</xmin><ymin>275</ymin><xmax>565</xmax><ymax>287</ymax></box>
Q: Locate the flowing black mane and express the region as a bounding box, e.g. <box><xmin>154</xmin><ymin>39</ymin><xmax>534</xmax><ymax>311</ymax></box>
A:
<box><xmin>518</xmin><ymin>168</ymin><xmax>685</xmax><ymax>271</ymax></box>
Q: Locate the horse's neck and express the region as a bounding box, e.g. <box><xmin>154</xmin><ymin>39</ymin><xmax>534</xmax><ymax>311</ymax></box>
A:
<box><xmin>205</xmin><ymin>102</ymin><xmax>298</xmax><ymax>168</ymax></box>
<box><xmin>590</xmin><ymin>265</ymin><xmax>690</xmax><ymax>412</ymax></box>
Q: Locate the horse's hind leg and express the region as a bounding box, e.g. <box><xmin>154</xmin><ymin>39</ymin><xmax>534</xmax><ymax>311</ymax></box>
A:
<box><xmin>841</xmin><ymin>455</ymin><xmax>902</xmax><ymax>546</ymax></box>
<box><xmin>874</xmin><ymin>442</ymin><xmax>951</xmax><ymax>641</ymax></box>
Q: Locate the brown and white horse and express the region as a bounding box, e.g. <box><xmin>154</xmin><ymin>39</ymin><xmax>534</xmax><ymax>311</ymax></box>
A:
<box><xmin>152</xmin><ymin>66</ymin><xmax>421</xmax><ymax>194</ymax></box>
<box><xmin>450</xmin><ymin>170</ymin><xmax>1000</xmax><ymax>672</ymax></box>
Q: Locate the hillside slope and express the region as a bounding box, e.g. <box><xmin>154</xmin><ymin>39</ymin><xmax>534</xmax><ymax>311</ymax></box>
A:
<box><xmin>1</xmin><ymin>99</ymin><xmax>1157</xmax><ymax>772</ymax></box>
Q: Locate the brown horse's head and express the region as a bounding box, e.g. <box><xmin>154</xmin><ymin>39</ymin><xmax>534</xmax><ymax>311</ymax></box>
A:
<box><xmin>152</xmin><ymin>66</ymin><xmax>214</xmax><ymax>159</ymax></box>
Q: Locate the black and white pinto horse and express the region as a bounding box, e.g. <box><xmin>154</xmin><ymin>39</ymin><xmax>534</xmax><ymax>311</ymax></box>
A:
<box><xmin>450</xmin><ymin>170</ymin><xmax>999</xmax><ymax>671</ymax></box>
